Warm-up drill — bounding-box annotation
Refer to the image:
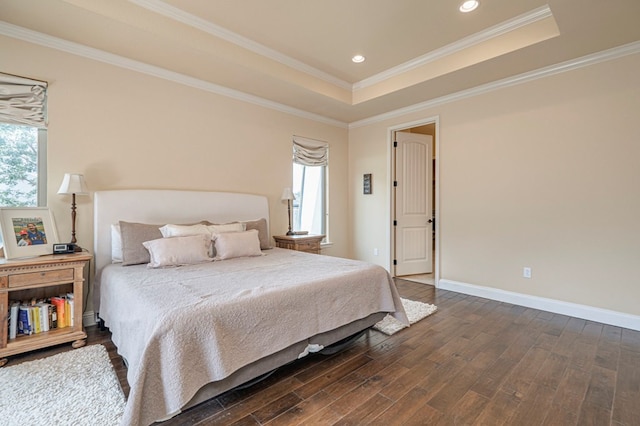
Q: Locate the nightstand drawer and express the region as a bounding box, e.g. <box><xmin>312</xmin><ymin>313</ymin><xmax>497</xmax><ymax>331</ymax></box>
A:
<box><xmin>0</xmin><ymin>276</ymin><xmax>6</xmax><ymax>289</ymax></box>
<box><xmin>8</xmin><ymin>268</ymin><xmax>74</xmax><ymax>288</ymax></box>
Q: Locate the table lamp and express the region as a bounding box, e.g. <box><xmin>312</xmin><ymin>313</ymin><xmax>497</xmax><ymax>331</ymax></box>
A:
<box><xmin>281</xmin><ymin>187</ymin><xmax>295</xmax><ymax>236</ymax></box>
<box><xmin>57</xmin><ymin>173</ymin><xmax>89</xmax><ymax>252</ymax></box>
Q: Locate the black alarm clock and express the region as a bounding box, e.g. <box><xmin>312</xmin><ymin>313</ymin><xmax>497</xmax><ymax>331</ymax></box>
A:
<box><xmin>53</xmin><ymin>243</ymin><xmax>76</xmax><ymax>254</ymax></box>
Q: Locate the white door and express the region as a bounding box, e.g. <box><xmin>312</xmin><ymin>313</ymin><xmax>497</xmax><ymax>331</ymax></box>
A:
<box><xmin>394</xmin><ymin>131</ymin><xmax>433</xmax><ymax>276</ymax></box>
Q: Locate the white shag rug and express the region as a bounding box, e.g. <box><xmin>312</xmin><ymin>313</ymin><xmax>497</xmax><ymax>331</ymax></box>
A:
<box><xmin>373</xmin><ymin>298</ymin><xmax>438</xmax><ymax>335</ymax></box>
<box><xmin>0</xmin><ymin>344</ymin><xmax>125</xmax><ymax>426</ymax></box>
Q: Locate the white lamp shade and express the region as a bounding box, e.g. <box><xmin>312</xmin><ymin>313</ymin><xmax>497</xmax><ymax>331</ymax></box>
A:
<box><xmin>57</xmin><ymin>173</ymin><xmax>89</xmax><ymax>195</ymax></box>
<box><xmin>281</xmin><ymin>187</ymin><xmax>295</xmax><ymax>201</ymax></box>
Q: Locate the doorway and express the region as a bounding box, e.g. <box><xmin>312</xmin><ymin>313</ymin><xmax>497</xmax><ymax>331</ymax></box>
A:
<box><xmin>390</xmin><ymin>118</ymin><xmax>439</xmax><ymax>286</ymax></box>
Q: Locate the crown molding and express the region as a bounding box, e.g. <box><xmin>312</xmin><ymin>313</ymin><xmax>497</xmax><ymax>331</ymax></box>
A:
<box><xmin>349</xmin><ymin>40</ymin><xmax>640</xmax><ymax>129</ymax></box>
<box><xmin>95</xmin><ymin>1</ymin><xmax>555</xmax><ymax>98</ymax></box>
<box><xmin>129</xmin><ymin>0</ymin><xmax>352</xmax><ymax>91</ymax></box>
<box><xmin>353</xmin><ymin>5</ymin><xmax>553</xmax><ymax>91</ymax></box>
<box><xmin>3</xmin><ymin>19</ymin><xmax>638</xmax><ymax>130</ymax></box>
<box><xmin>0</xmin><ymin>21</ymin><xmax>347</xmax><ymax>129</ymax></box>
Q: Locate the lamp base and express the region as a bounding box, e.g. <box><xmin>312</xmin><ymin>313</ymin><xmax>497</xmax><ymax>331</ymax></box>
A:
<box><xmin>286</xmin><ymin>230</ymin><xmax>295</xmax><ymax>236</ymax></box>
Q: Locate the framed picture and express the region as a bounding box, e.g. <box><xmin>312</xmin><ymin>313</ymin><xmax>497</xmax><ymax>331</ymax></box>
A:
<box><xmin>0</xmin><ymin>207</ymin><xmax>59</xmax><ymax>259</ymax></box>
<box><xmin>363</xmin><ymin>173</ymin><xmax>372</xmax><ymax>194</ymax></box>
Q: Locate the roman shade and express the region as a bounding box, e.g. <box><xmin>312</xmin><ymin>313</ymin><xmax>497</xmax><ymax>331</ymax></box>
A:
<box><xmin>293</xmin><ymin>135</ymin><xmax>328</xmax><ymax>166</ymax></box>
<box><xmin>0</xmin><ymin>72</ymin><xmax>48</xmax><ymax>128</ymax></box>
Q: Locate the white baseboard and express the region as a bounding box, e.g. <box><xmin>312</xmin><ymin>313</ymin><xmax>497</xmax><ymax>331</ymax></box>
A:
<box><xmin>82</xmin><ymin>310</ymin><xmax>97</xmax><ymax>327</ymax></box>
<box><xmin>438</xmin><ymin>279</ymin><xmax>640</xmax><ymax>331</ymax></box>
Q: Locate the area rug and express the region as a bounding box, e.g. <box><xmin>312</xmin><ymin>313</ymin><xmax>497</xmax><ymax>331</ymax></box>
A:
<box><xmin>373</xmin><ymin>298</ymin><xmax>438</xmax><ymax>335</ymax></box>
<box><xmin>0</xmin><ymin>344</ymin><xmax>125</xmax><ymax>426</ymax></box>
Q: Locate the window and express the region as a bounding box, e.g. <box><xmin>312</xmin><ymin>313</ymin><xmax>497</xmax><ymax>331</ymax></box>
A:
<box><xmin>0</xmin><ymin>123</ymin><xmax>44</xmax><ymax>207</ymax></box>
<box><xmin>0</xmin><ymin>72</ymin><xmax>47</xmax><ymax>208</ymax></box>
<box><xmin>292</xmin><ymin>163</ymin><xmax>326</xmax><ymax>235</ymax></box>
<box><xmin>292</xmin><ymin>136</ymin><xmax>328</xmax><ymax>238</ymax></box>
<box><xmin>0</xmin><ymin>73</ymin><xmax>47</xmax><ymax>248</ymax></box>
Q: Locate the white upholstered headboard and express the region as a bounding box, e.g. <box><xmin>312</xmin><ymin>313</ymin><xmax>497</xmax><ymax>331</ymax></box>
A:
<box><xmin>93</xmin><ymin>189</ymin><xmax>269</xmax><ymax>282</ymax></box>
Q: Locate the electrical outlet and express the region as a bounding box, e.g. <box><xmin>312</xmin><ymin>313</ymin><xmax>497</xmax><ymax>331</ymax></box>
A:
<box><xmin>523</xmin><ymin>267</ymin><xmax>532</xmax><ymax>279</ymax></box>
<box><xmin>373</xmin><ymin>248</ymin><xmax>379</xmax><ymax>256</ymax></box>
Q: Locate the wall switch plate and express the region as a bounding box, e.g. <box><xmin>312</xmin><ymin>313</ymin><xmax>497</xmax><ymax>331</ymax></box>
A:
<box><xmin>523</xmin><ymin>267</ymin><xmax>532</xmax><ymax>278</ymax></box>
<box><xmin>373</xmin><ymin>248</ymin><xmax>379</xmax><ymax>256</ymax></box>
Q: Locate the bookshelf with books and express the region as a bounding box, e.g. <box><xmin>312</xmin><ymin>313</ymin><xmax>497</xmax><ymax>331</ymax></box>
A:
<box><xmin>0</xmin><ymin>252</ymin><xmax>91</xmax><ymax>367</ymax></box>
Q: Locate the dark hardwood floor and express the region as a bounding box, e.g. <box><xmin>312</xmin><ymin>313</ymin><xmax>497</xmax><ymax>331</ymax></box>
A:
<box><xmin>7</xmin><ymin>279</ymin><xmax>640</xmax><ymax>425</ymax></box>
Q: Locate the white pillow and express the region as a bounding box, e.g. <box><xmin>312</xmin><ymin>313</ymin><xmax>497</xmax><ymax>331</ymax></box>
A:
<box><xmin>142</xmin><ymin>234</ymin><xmax>213</xmax><ymax>268</ymax></box>
<box><xmin>111</xmin><ymin>224</ymin><xmax>123</xmax><ymax>263</ymax></box>
<box><xmin>213</xmin><ymin>229</ymin><xmax>263</xmax><ymax>260</ymax></box>
<box><xmin>206</xmin><ymin>222</ymin><xmax>245</xmax><ymax>234</ymax></box>
<box><xmin>159</xmin><ymin>223</ymin><xmax>210</xmax><ymax>238</ymax></box>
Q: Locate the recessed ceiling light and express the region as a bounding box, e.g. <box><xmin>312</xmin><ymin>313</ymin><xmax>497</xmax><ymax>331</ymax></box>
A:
<box><xmin>352</xmin><ymin>55</ymin><xmax>365</xmax><ymax>63</ymax></box>
<box><xmin>459</xmin><ymin>0</ymin><xmax>479</xmax><ymax>13</ymax></box>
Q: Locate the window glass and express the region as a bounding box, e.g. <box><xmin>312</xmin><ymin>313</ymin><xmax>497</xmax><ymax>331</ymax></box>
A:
<box><xmin>292</xmin><ymin>163</ymin><xmax>326</xmax><ymax>237</ymax></box>
<box><xmin>0</xmin><ymin>123</ymin><xmax>40</xmax><ymax>207</ymax></box>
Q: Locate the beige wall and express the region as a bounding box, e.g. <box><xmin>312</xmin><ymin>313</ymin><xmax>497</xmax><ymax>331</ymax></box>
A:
<box><xmin>1</xmin><ymin>36</ymin><xmax>349</xmax><ymax>313</ymax></box>
<box><xmin>350</xmin><ymin>53</ymin><xmax>640</xmax><ymax>316</ymax></box>
<box><xmin>4</xmin><ymin>35</ymin><xmax>640</xmax><ymax>319</ymax></box>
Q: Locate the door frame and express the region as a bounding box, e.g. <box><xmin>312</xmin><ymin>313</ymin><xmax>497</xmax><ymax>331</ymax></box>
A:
<box><xmin>387</xmin><ymin>116</ymin><xmax>440</xmax><ymax>286</ymax></box>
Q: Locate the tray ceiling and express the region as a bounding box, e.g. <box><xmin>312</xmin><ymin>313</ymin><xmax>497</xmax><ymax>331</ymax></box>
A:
<box><xmin>1</xmin><ymin>0</ymin><xmax>640</xmax><ymax>125</ymax></box>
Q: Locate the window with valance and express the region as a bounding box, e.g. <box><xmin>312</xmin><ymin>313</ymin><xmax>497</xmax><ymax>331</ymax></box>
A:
<box><xmin>0</xmin><ymin>72</ymin><xmax>48</xmax><ymax>208</ymax></box>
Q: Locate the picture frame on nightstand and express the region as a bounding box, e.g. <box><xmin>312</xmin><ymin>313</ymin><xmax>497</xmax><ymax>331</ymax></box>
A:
<box><xmin>0</xmin><ymin>207</ymin><xmax>59</xmax><ymax>259</ymax></box>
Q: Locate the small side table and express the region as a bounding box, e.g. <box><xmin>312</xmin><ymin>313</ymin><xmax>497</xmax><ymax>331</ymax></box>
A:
<box><xmin>273</xmin><ymin>234</ymin><xmax>325</xmax><ymax>254</ymax></box>
<box><xmin>0</xmin><ymin>252</ymin><xmax>91</xmax><ymax>367</ymax></box>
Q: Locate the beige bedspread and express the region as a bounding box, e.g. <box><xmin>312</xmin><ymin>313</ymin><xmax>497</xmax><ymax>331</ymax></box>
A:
<box><xmin>99</xmin><ymin>248</ymin><xmax>407</xmax><ymax>426</ymax></box>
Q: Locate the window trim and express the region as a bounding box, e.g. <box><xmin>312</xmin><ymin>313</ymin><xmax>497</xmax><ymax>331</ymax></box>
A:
<box><xmin>37</xmin><ymin>128</ymin><xmax>47</xmax><ymax>206</ymax></box>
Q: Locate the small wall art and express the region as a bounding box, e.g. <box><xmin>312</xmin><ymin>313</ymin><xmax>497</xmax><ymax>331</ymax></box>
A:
<box><xmin>363</xmin><ymin>173</ymin><xmax>372</xmax><ymax>195</ymax></box>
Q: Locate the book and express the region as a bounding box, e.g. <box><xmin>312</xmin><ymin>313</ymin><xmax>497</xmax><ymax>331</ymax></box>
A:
<box><xmin>9</xmin><ymin>302</ymin><xmax>19</xmax><ymax>339</ymax></box>
<box><xmin>18</xmin><ymin>305</ymin><xmax>32</xmax><ymax>335</ymax></box>
<box><xmin>49</xmin><ymin>304</ymin><xmax>57</xmax><ymax>329</ymax></box>
<box><xmin>50</xmin><ymin>297</ymin><xmax>66</xmax><ymax>329</ymax></box>
<box><xmin>36</xmin><ymin>303</ymin><xmax>50</xmax><ymax>332</ymax></box>
<box><xmin>66</xmin><ymin>293</ymin><xmax>74</xmax><ymax>327</ymax></box>
<box><xmin>27</xmin><ymin>306</ymin><xmax>35</xmax><ymax>334</ymax></box>
<box><xmin>32</xmin><ymin>305</ymin><xmax>41</xmax><ymax>334</ymax></box>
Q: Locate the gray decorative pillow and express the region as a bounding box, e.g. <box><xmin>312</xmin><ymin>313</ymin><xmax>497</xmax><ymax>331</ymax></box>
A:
<box><xmin>243</xmin><ymin>218</ymin><xmax>271</xmax><ymax>250</ymax></box>
<box><xmin>119</xmin><ymin>221</ymin><xmax>163</xmax><ymax>266</ymax></box>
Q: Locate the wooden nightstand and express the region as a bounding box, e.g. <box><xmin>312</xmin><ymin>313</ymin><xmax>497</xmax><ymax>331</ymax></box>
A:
<box><xmin>0</xmin><ymin>252</ymin><xmax>91</xmax><ymax>367</ymax></box>
<box><xmin>273</xmin><ymin>234</ymin><xmax>325</xmax><ymax>254</ymax></box>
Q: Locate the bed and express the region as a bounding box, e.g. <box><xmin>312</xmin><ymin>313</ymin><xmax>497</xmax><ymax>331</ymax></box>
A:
<box><xmin>93</xmin><ymin>189</ymin><xmax>408</xmax><ymax>426</ymax></box>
